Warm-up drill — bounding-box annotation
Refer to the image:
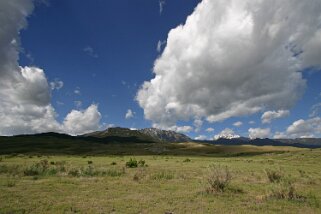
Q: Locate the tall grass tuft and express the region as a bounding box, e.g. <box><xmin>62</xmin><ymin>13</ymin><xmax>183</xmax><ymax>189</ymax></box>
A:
<box><xmin>206</xmin><ymin>165</ymin><xmax>232</xmax><ymax>193</ymax></box>
<box><xmin>265</xmin><ymin>168</ymin><xmax>283</xmax><ymax>183</ymax></box>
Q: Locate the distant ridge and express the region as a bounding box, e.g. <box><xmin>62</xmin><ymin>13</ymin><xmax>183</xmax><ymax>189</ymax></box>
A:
<box><xmin>195</xmin><ymin>137</ymin><xmax>321</xmax><ymax>149</ymax></box>
<box><xmin>84</xmin><ymin>127</ymin><xmax>192</xmax><ymax>143</ymax></box>
<box><xmin>2</xmin><ymin>128</ymin><xmax>321</xmax><ymax>148</ymax></box>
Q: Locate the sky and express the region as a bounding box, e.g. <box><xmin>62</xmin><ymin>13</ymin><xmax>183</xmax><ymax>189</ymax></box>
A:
<box><xmin>0</xmin><ymin>0</ymin><xmax>321</xmax><ymax>139</ymax></box>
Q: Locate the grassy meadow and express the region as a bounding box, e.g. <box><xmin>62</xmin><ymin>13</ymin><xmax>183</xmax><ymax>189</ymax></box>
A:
<box><xmin>0</xmin><ymin>143</ymin><xmax>321</xmax><ymax>213</ymax></box>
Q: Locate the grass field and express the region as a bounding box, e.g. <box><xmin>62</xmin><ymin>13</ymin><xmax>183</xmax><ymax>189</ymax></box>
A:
<box><xmin>0</xmin><ymin>143</ymin><xmax>321</xmax><ymax>213</ymax></box>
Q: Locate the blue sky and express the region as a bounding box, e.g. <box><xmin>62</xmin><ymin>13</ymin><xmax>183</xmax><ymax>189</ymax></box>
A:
<box><xmin>1</xmin><ymin>0</ymin><xmax>321</xmax><ymax>139</ymax></box>
<box><xmin>19</xmin><ymin>0</ymin><xmax>201</xmax><ymax>130</ymax></box>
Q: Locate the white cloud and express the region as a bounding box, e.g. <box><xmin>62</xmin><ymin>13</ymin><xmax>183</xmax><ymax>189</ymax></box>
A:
<box><xmin>125</xmin><ymin>109</ymin><xmax>134</xmax><ymax>119</ymax></box>
<box><xmin>193</xmin><ymin>119</ymin><xmax>203</xmax><ymax>132</ymax></box>
<box><xmin>195</xmin><ymin>135</ymin><xmax>207</xmax><ymax>140</ymax></box>
<box><xmin>157</xmin><ymin>40</ymin><xmax>166</xmax><ymax>53</ymax></box>
<box><xmin>248</xmin><ymin>128</ymin><xmax>271</xmax><ymax>139</ymax></box>
<box><xmin>50</xmin><ymin>79</ymin><xmax>64</xmax><ymax>90</ymax></box>
<box><xmin>74</xmin><ymin>88</ymin><xmax>81</xmax><ymax>95</ymax></box>
<box><xmin>249</xmin><ymin>121</ymin><xmax>256</xmax><ymax>125</ymax></box>
<box><xmin>214</xmin><ymin>128</ymin><xmax>240</xmax><ymax>140</ymax></box>
<box><xmin>83</xmin><ymin>46</ymin><xmax>98</xmax><ymax>58</ymax></box>
<box><xmin>63</xmin><ymin>104</ymin><xmax>101</xmax><ymax>135</ymax></box>
<box><xmin>152</xmin><ymin>124</ymin><xmax>193</xmax><ymax>133</ymax></box>
<box><xmin>233</xmin><ymin>121</ymin><xmax>243</xmax><ymax>127</ymax></box>
<box><xmin>137</xmin><ymin>0</ymin><xmax>321</xmax><ymax>127</ymax></box>
<box><xmin>310</xmin><ymin>103</ymin><xmax>321</xmax><ymax>117</ymax></box>
<box><xmin>0</xmin><ymin>1</ymin><xmax>102</xmax><ymax>136</ymax></box>
<box><xmin>206</xmin><ymin>127</ymin><xmax>215</xmax><ymax>132</ymax></box>
<box><xmin>276</xmin><ymin>117</ymin><xmax>321</xmax><ymax>138</ymax></box>
<box><xmin>159</xmin><ymin>0</ymin><xmax>165</xmax><ymax>15</ymax></box>
<box><xmin>273</xmin><ymin>132</ymin><xmax>288</xmax><ymax>139</ymax></box>
<box><xmin>261</xmin><ymin>110</ymin><xmax>290</xmax><ymax>124</ymax></box>
<box><xmin>175</xmin><ymin>125</ymin><xmax>193</xmax><ymax>133</ymax></box>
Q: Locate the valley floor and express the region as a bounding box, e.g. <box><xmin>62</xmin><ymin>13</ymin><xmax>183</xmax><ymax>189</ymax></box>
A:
<box><xmin>0</xmin><ymin>147</ymin><xmax>321</xmax><ymax>213</ymax></box>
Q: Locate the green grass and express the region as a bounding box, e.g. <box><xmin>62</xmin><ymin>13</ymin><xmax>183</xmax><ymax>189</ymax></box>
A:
<box><xmin>0</xmin><ymin>147</ymin><xmax>321</xmax><ymax>213</ymax></box>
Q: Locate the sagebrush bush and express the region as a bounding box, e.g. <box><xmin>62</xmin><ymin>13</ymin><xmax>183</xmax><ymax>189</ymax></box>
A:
<box><xmin>23</xmin><ymin>160</ymin><xmax>65</xmax><ymax>176</ymax></box>
<box><xmin>24</xmin><ymin>164</ymin><xmax>43</xmax><ymax>176</ymax></box>
<box><xmin>206</xmin><ymin>165</ymin><xmax>232</xmax><ymax>193</ymax></box>
<box><xmin>68</xmin><ymin>168</ymin><xmax>80</xmax><ymax>177</ymax></box>
<box><xmin>138</xmin><ymin>160</ymin><xmax>146</xmax><ymax>167</ymax></box>
<box><xmin>269</xmin><ymin>181</ymin><xmax>303</xmax><ymax>201</ymax></box>
<box><xmin>265</xmin><ymin>169</ymin><xmax>283</xmax><ymax>183</ymax></box>
<box><xmin>0</xmin><ymin>164</ymin><xmax>21</xmax><ymax>176</ymax></box>
<box><xmin>126</xmin><ymin>158</ymin><xmax>138</xmax><ymax>168</ymax></box>
<box><xmin>151</xmin><ymin>171</ymin><xmax>175</xmax><ymax>180</ymax></box>
<box><xmin>104</xmin><ymin>168</ymin><xmax>124</xmax><ymax>177</ymax></box>
<box><xmin>6</xmin><ymin>177</ymin><xmax>17</xmax><ymax>187</ymax></box>
<box><xmin>183</xmin><ymin>158</ymin><xmax>191</xmax><ymax>162</ymax></box>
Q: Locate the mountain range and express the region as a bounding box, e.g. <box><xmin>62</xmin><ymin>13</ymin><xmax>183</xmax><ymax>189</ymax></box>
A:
<box><xmin>1</xmin><ymin>127</ymin><xmax>321</xmax><ymax>149</ymax></box>
<box><xmin>84</xmin><ymin>127</ymin><xmax>192</xmax><ymax>143</ymax></box>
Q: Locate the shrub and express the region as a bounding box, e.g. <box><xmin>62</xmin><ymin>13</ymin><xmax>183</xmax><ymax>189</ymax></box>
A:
<box><xmin>151</xmin><ymin>171</ymin><xmax>175</xmax><ymax>180</ymax></box>
<box><xmin>183</xmin><ymin>158</ymin><xmax>191</xmax><ymax>162</ymax></box>
<box><xmin>265</xmin><ymin>169</ymin><xmax>283</xmax><ymax>183</ymax></box>
<box><xmin>133</xmin><ymin>168</ymin><xmax>146</xmax><ymax>181</ymax></box>
<box><xmin>24</xmin><ymin>164</ymin><xmax>43</xmax><ymax>176</ymax></box>
<box><xmin>24</xmin><ymin>160</ymin><xmax>60</xmax><ymax>176</ymax></box>
<box><xmin>88</xmin><ymin>161</ymin><xmax>93</xmax><ymax>165</ymax></box>
<box><xmin>47</xmin><ymin>168</ymin><xmax>58</xmax><ymax>176</ymax></box>
<box><xmin>206</xmin><ymin>165</ymin><xmax>232</xmax><ymax>193</ymax></box>
<box><xmin>0</xmin><ymin>165</ymin><xmax>8</xmax><ymax>174</ymax></box>
<box><xmin>111</xmin><ymin>162</ymin><xmax>117</xmax><ymax>165</ymax></box>
<box><xmin>68</xmin><ymin>168</ymin><xmax>80</xmax><ymax>177</ymax></box>
<box><xmin>126</xmin><ymin>158</ymin><xmax>138</xmax><ymax>168</ymax></box>
<box><xmin>82</xmin><ymin>165</ymin><xmax>99</xmax><ymax>176</ymax></box>
<box><xmin>55</xmin><ymin>161</ymin><xmax>67</xmax><ymax>172</ymax></box>
<box><xmin>138</xmin><ymin>160</ymin><xmax>146</xmax><ymax>167</ymax></box>
<box><xmin>269</xmin><ymin>181</ymin><xmax>304</xmax><ymax>201</ymax></box>
<box><xmin>104</xmin><ymin>168</ymin><xmax>124</xmax><ymax>177</ymax></box>
<box><xmin>0</xmin><ymin>164</ymin><xmax>21</xmax><ymax>176</ymax></box>
<box><xmin>6</xmin><ymin>177</ymin><xmax>17</xmax><ymax>187</ymax></box>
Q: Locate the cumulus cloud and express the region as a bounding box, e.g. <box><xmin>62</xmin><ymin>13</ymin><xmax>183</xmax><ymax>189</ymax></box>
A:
<box><xmin>0</xmin><ymin>1</ymin><xmax>102</xmax><ymax>136</ymax></box>
<box><xmin>275</xmin><ymin>117</ymin><xmax>321</xmax><ymax>138</ymax></box>
<box><xmin>137</xmin><ymin>0</ymin><xmax>321</xmax><ymax>127</ymax></box>
<box><xmin>195</xmin><ymin>135</ymin><xmax>207</xmax><ymax>140</ymax></box>
<box><xmin>174</xmin><ymin>125</ymin><xmax>193</xmax><ymax>133</ymax></box>
<box><xmin>248</xmin><ymin>128</ymin><xmax>271</xmax><ymax>139</ymax></box>
<box><xmin>152</xmin><ymin>124</ymin><xmax>193</xmax><ymax>133</ymax></box>
<box><xmin>214</xmin><ymin>128</ymin><xmax>240</xmax><ymax>140</ymax></box>
<box><xmin>261</xmin><ymin>110</ymin><xmax>290</xmax><ymax>124</ymax></box>
<box><xmin>206</xmin><ymin>127</ymin><xmax>215</xmax><ymax>132</ymax></box>
<box><xmin>125</xmin><ymin>109</ymin><xmax>135</xmax><ymax>119</ymax></box>
<box><xmin>233</xmin><ymin>121</ymin><xmax>243</xmax><ymax>127</ymax></box>
<box><xmin>193</xmin><ymin>119</ymin><xmax>203</xmax><ymax>132</ymax></box>
<box><xmin>63</xmin><ymin>104</ymin><xmax>101</xmax><ymax>135</ymax></box>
